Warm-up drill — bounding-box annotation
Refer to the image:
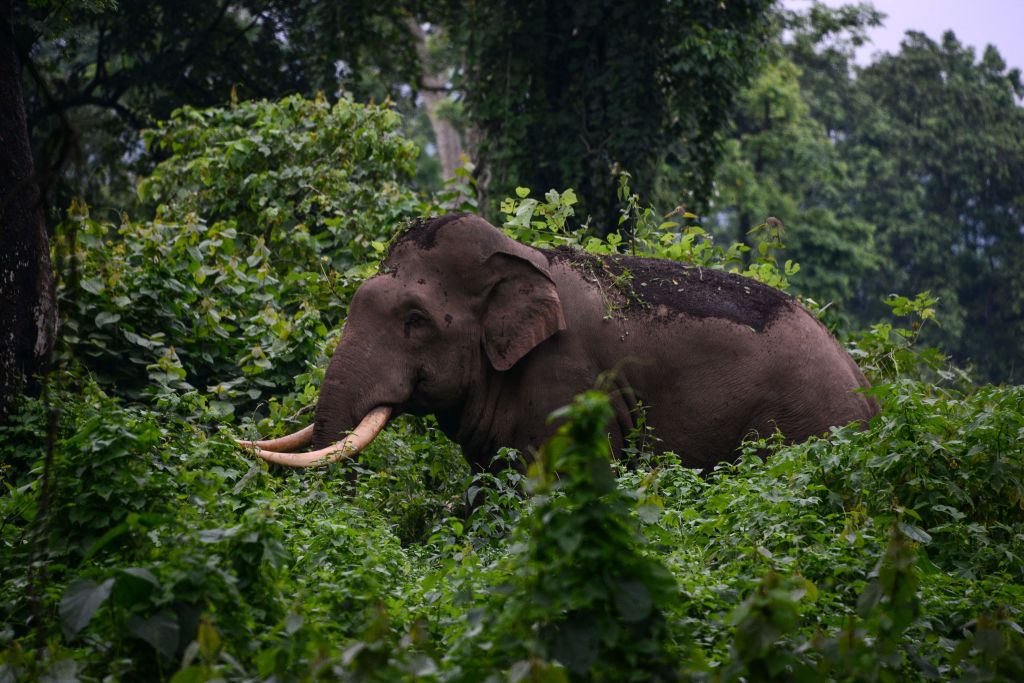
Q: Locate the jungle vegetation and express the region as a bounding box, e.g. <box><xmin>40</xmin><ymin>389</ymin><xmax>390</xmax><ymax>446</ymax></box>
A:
<box><xmin>1</xmin><ymin>1</ymin><xmax>1023</xmax><ymax>680</ymax></box>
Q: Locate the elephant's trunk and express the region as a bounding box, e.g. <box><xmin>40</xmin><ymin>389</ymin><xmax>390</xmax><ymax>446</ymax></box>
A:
<box><xmin>236</xmin><ymin>405</ymin><xmax>391</xmax><ymax>467</ymax></box>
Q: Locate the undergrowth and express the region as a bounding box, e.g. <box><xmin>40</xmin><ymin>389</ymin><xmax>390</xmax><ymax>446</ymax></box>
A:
<box><xmin>2</xmin><ymin>369</ymin><xmax>1022</xmax><ymax>681</ymax></box>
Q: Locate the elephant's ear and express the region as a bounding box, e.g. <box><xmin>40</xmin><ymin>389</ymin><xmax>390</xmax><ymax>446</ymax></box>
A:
<box><xmin>482</xmin><ymin>253</ymin><xmax>566</xmax><ymax>371</ymax></box>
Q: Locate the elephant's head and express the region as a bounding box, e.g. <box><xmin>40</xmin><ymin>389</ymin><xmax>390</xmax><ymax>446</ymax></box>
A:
<box><xmin>238</xmin><ymin>214</ymin><xmax>566</xmax><ymax>466</ymax></box>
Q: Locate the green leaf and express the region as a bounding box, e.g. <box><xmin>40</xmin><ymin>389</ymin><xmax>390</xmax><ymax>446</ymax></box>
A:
<box><xmin>112</xmin><ymin>568</ymin><xmax>160</xmax><ymax>609</ymax></box>
<box><xmin>614</xmin><ymin>579</ymin><xmax>653</xmax><ymax>622</ymax></box>
<box><xmin>636</xmin><ymin>504</ymin><xmax>661</xmax><ymax>524</ymax></box>
<box><xmin>515</xmin><ymin>186</ymin><xmax>531</xmax><ymax>198</ymax></box>
<box><xmin>198</xmin><ymin>617</ymin><xmax>220</xmax><ymax>659</ymax></box>
<box><xmin>170</xmin><ymin>666</ymin><xmax>209</xmax><ymax>683</ymax></box>
<box><xmin>897</xmin><ymin>521</ymin><xmax>932</xmax><ymax>544</ymax></box>
<box><xmin>198</xmin><ymin>526</ymin><xmax>241</xmax><ymax>543</ymax></box>
<box><xmin>123</xmin><ymin>330</ymin><xmax>159</xmax><ymax>349</ymax></box>
<box><xmin>60</xmin><ymin>578</ymin><xmax>115</xmax><ymax>639</ymax></box>
<box><xmin>80</xmin><ymin>278</ymin><xmax>105</xmax><ymax>295</ymax></box>
<box><xmin>128</xmin><ymin>611</ymin><xmax>180</xmax><ymax>658</ymax></box>
<box><xmin>94</xmin><ymin>311</ymin><xmax>121</xmax><ymax>327</ymax></box>
<box><xmin>550</xmin><ymin>619</ymin><xmax>599</xmax><ymax>674</ymax></box>
<box><xmin>81</xmin><ymin>522</ymin><xmax>130</xmax><ymax>562</ymax></box>
<box><xmin>285</xmin><ymin>612</ymin><xmax>303</xmax><ymax>635</ymax></box>
<box><xmin>856</xmin><ymin>581</ymin><xmax>882</xmax><ymax>617</ymax></box>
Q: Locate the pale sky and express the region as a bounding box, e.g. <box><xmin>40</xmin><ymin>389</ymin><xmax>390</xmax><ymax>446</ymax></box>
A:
<box><xmin>783</xmin><ymin>0</ymin><xmax>1024</xmax><ymax>71</ymax></box>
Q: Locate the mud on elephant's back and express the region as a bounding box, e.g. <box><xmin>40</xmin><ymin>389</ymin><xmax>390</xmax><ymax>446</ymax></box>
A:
<box><xmin>544</xmin><ymin>246</ymin><xmax>793</xmax><ymax>331</ymax></box>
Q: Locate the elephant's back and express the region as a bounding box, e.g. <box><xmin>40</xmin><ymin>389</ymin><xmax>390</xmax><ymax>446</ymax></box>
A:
<box><xmin>601</xmin><ymin>283</ymin><xmax>873</xmax><ymax>466</ymax></box>
<box><xmin>543</xmin><ymin>247</ymin><xmax>794</xmax><ymax>332</ymax></box>
<box><xmin>742</xmin><ymin>304</ymin><xmax>878</xmax><ymax>442</ymax></box>
<box><xmin>541</xmin><ymin>247</ymin><xmax>876</xmax><ymax>466</ymax></box>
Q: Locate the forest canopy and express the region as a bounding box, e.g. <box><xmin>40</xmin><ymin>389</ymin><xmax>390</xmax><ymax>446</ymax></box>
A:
<box><xmin>1</xmin><ymin>1</ymin><xmax>1023</xmax><ymax>681</ymax></box>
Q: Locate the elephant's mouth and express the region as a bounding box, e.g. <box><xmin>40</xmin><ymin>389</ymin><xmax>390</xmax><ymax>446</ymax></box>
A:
<box><xmin>236</xmin><ymin>405</ymin><xmax>393</xmax><ymax>467</ymax></box>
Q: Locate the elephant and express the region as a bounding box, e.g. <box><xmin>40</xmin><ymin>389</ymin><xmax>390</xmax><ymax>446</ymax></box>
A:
<box><xmin>238</xmin><ymin>213</ymin><xmax>877</xmax><ymax>472</ymax></box>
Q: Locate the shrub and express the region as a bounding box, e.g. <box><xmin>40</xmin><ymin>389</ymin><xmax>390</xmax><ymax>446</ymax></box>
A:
<box><xmin>57</xmin><ymin>95</ymin><xmax>422</xmax><ymax>417</ymax></box>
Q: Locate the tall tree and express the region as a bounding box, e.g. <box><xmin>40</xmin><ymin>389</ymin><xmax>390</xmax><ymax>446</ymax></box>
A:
<box><xmin>780</xmin><ymin>6</ymin><xmax>1024</xmax><ymax>381</ymax></box>
<box><xmin>849</xmin><ymin>32</ymin><xmax>1024</xmax><ymax>381</ymax></box>
<box><xmin>711</xmin><ymin>52</ymin><xmax>877</xmax><ymax>305</ymax></box>
<box><xmin>709</xmin><ymin>4</ymin><xmax>885</xmax><ymax>306</ymax></box>
<box><xmin>408</xmin><ymin>20</ymin><xmax>464</xmax><ymax>181</ymax></box>
<box><xmin>13</xmin><ymin>0</ymin><xmax>423</xmax><ymax>212</ymax></box>
<box><xmin>445</xmin><ymin>0</ymin><xmax>773</xmax><ymax>232</ymax></box>
<box><xmin>0</xmin><ymin>0</ymin><xmax>57</xmax><ymax>413</ymax></box>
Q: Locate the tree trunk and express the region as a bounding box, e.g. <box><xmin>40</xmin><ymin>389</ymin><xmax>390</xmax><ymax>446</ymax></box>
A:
<box><xmin>408</xmin><ymin>20</ymin><xmax>464</xmax><ymax>181</ymax></box>
<box><xmin>0</xmin><ymin>0</ymin><xmax>57</xmax><ymax>416</ymax></box>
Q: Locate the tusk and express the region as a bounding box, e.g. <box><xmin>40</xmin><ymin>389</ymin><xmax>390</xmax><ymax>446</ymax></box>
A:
<box><xmin>235</xmin><ymin>423</ymin><xmax>314</xmax><ymax>452</ymax></box>
<box><xmin>242</xmin><ymin>406</ymin><xmax>392</xmax><ymax>468</ymax></box>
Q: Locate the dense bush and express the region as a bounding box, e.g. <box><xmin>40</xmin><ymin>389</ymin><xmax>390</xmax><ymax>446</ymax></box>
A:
<box><xmin>2</xmin><ymin>371</ymin><xmax>1022</xmax><ymax>680</ymax></box>
<box><xmin>57</xmin><ymin>95</ymin><xmax>421</xmax><ymax>417</ymax></box>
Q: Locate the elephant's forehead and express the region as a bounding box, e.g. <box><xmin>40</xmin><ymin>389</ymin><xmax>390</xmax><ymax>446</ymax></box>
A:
<box><xmin>386</xmin><ymin>239</ymin><xmax>471</xmax><ymax>270</ymax></box>
<box><xmin>355</xmin><ymin>271</ymin><xmax>437</xmax><ymax>308</ymax></box>
<box><xmin>383</xmin><ymin>243</ymin><xmax>480</xmax><ymax>287</ymax></box>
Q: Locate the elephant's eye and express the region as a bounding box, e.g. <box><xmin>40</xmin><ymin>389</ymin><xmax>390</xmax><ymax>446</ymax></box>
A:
<box><xmin>404</xmin><ymin>310</ymin><xmax>428</xmax><ymax>337</ymax></box>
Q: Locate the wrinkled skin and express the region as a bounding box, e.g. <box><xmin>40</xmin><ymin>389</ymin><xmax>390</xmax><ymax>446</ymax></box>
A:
<box><xmin>313</xmin><ymin>213</ymin><xmax>877</xmax><ymax>472</ymax></box>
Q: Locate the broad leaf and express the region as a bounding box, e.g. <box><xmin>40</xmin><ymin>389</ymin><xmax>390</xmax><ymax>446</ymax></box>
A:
<box><xmin>128</xmin><ymin>611</ymin><xmax>180</xmax><ymax>659</ymax></box>
<box><xmin>60</xmin><ymin>578</ymin><xmax>115</xmax><ymax>640</ymax></box>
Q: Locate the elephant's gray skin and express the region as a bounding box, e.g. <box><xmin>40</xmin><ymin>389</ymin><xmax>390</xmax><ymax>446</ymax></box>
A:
<box><xmin>265</xmin><ymin>213</ymin><xmax>876</xmax><ymax>472</ymax></box>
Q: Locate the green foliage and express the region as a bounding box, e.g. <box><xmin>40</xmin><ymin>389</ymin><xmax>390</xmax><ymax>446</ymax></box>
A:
<box><xmin>500</xmin><ymin>177</ymin><xmax>799</xmax><ymax>292</ymax></box>
<box><xmin>56</xmin><ymin>95</ymin><xmax>420</xmax><ymax>415</ymax></box>
<box><xmin>848</xmin><ymin>32</ymin><xmax>1024</xmax><ymax>383</ymax></box>
<box><xmin>710</xmin><ymin>52</ymin><xmax>878</xmax><ymax>304</ymax></box>
<box><xmin>709</xmin><ymin>5</ymin><xmax>1024</xmax><ymax>382</ymax></box>
<box><xmin>500</xmin><ymin>186</ymin><xmax>581</xmax><ymax>249</ymax></box>
<box><xmin>478</xmin><ymin>391</ymin><xmax>678</xmax><ymax>680</ymax></box>
<box><xmin>3</xmin><ymin>364</ymin><xmax>1023</xmax><ymax>680</ymax></box>
<box><xmin>21</xmin><ymin>0</ymin><xmax>1024</xmax><ymax>388</ymax></box>
<box><xmin>848</xmin><ymin>292</ymin><xmax>952</xmax><ymax>384</ymax></box>
<box><xmin>778</xmin><ymin>10</ymin><xmax>1024</xmax><ymax>383</ymax></box>
<box><xmin>444</xmin><ymin>0</ymin><xmax>774</xmax><ymax>230</ymax></box>
<box><xmin>15</xmin><ymin>0</ymin><xmax>424</xmax><ymax>212</ymax></box>
<box><xmin>621</xmin><ymin>377</ymin><xmax>1024</xmax><ymax>680</ymax></box>
<box><xmin>7</xmin><ymin>213</ymin><xmax>1023</xmax><ymax>679</ymax></box>
<box><xmin>139</xmin><ymin>94</ymin><xmax>419</xmax><ymax>252</ymax></box>
<box><xmin>0</xmin><ymin>375</ymin><xmax>471</xmax><ymax>681</ymax></box>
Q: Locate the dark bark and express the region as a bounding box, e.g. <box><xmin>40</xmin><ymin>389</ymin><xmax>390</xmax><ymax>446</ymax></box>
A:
<box><xmin>408</xmin><ymin>20</ymin><xmax>464</xmax><ymax>180</ymax></box>
<box><xmin>0</xmin><ymin>0</ymin><xmax>58</xmax><ymax>416</ymax></box>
